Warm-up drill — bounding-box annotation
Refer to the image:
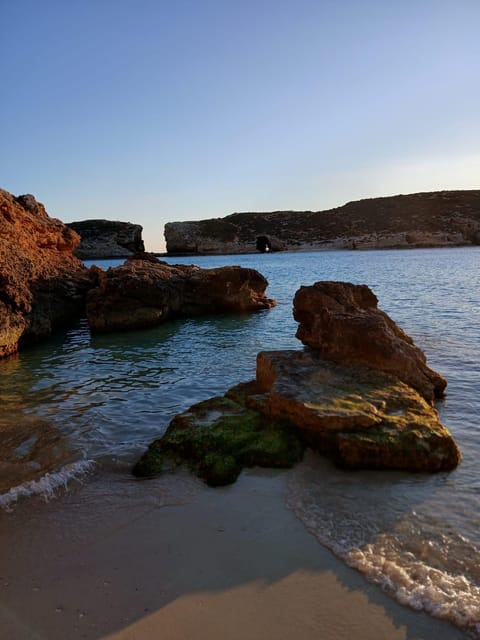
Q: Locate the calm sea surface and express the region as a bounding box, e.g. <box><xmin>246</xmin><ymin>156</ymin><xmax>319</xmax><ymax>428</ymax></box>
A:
<box><xmin>1</xmin><ymin>248</ymin><xmax>479</xmax><ymax>633</ymax></box>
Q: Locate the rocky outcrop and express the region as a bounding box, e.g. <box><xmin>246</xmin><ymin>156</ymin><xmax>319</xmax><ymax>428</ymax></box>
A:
<box><xmin>255</xmin><ymin>351</ymin><xmax>459</xmax><ymax>471</ymax></box>
<box><xmin>67</xmin><ymin>219</ymin><xmax>145</xmax><ymax>259</ymax></box>
<box><xmin>293</xmin><ymin>281</ymin><xmax>446</xmax><ymax>403</ymax></box>
<box><xmin>133</xmin><ymin>281</ymin><xmax>460</xmax><ymax>484</ymax></box>
<box><xmin>0</xmin><ymin>189</ymin><xmax>89</xmax><ymax>358</ymax></box>
<box><xmin>86</xmin><ymin>252</ymin><xmax>276</xmax><ymax>332</ymax></box>
<box><xmin>164</xmin><ymin>190</ymin><xmax>480</xmax><ymax>254</ymax></box>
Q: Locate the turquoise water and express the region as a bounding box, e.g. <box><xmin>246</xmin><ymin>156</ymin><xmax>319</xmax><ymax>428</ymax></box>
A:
<box><xmin>1</xmin><ymin>248</ymin><xmax>479</xmax><ymax>633</ymax></box>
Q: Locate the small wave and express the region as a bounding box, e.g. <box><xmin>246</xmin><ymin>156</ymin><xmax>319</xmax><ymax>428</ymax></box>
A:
<box><xmin>345</xmin><ymin>540</ymin><xmax>480</xmax><ymax>634</ymax></box>
<box><xmin>0</xmin><ymin>459</ymin><xmax>94</xmax><ymax>512</ymax></box>
<box><xmin>287</xmin><ymin>453</ymin><xmax>480</xmax><ymax>636</ymax></box>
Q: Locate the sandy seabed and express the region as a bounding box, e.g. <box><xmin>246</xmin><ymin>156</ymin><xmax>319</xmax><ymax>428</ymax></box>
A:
<box><xmin>0</xmin><ymin>467</ymin><xmax>468</xmax><ymax>640</ymax></box>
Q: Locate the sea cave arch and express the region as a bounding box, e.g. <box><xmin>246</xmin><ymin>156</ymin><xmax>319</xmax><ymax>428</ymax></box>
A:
<box><xmin>256</xmin><ymin>236</ymin><xmax>271</xmax><ymax>253</ymax></box>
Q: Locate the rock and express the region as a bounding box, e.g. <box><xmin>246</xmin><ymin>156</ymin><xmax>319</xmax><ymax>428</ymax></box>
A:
<box><xmin>255</xmin><ymin>351</ymin><xmax>460</xmax><ymax>471</ymax></box>
<box><xmin>133</xmin><ymin>280</ymin><xmax>461</xmax><ymax>483</ymax></box>
<box><xmin>67</xmin><ymin>219</ymin><xmax>145</xmax><ymax>259</ymax></box>
<box><xmin>293</xmin><ymin>281</ymin><xmax>446</xmax><ymax>403</ymax></box>
<box><xmin>132</xmin><ymin>394</ymin><xmax>305</xmax><ymax>486</ymax></box>
<box><xmin>133</xmin><ymin>350</ymin><xmax>460</xmax><ymax>483</ymax></box>
<box><xmin>0</xmin><ymin>189</ymin><xmax>89</xmax><ymax>358</ymax></box>
<box><xmin>86</xmin><ymin>252</ymin><xmax>276</xmax><ymax>332</ymax></box>
<box><xmin>0</xmin><ymin>413</ymin><xmax>74</xmax><ymax>494</ymax></box>
<box><xmin>164</xmin><ymin>190</ymin><xmax>480</xmax><ymax>254</ymax></box>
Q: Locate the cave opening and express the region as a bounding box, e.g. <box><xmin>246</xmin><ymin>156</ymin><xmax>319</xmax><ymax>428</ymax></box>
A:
<box><xmin>256</xmin><ymin>236</ymin><xmax>271</xmax><ymax>253</ymax></box>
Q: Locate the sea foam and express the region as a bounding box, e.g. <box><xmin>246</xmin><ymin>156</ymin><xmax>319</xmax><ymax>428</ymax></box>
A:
<box><xmin>0</xmin><ymin>459</ymin><xmax>94</xmax><ymax>512</ymax></box>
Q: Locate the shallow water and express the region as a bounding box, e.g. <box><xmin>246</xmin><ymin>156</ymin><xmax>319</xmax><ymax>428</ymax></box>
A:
<box><xmin>1</xmin><ymin>248</ymin><xmax>479</xmax><ymax>634</ymax></box>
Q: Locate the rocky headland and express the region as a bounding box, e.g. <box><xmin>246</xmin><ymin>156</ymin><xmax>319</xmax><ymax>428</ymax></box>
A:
<box><xmin>164</xmin><ymin>189</ymin><xmax>480</xmax><ymax>254</ymax></box>
<box><xmin>133</xmin><ymin>281</ymin><xmax>461</xmax><ymax>485</ymax></box>
<box><xmin>67</xmin><ymin>219</ymin><xmax>145</xmax><ymax>259</ymax></box>
<box><xmin>0</xmin><ymin>189</ymin><xmax>89</xmax><ymax>358</ymax></box>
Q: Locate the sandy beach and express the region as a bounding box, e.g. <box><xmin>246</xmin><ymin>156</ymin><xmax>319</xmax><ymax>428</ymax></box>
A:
<box><xmin>0</xmin><ymin>467</ymin><xmax>468</xmax><ymax>640</ymax></box>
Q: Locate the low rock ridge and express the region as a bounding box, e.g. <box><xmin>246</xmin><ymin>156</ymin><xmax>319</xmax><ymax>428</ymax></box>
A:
<box><xmin>0</xmin><ymin>189</ymin><xmax>89</xmax><ymax>358</ymax></box>
<box><xmin>164</xmin><ymin>189</ymin><xmax>480</xmax><ymax>254</ymax></box>
<box><xmin>86</xmin><ymin>252</ymin><xmax>276</xmax><ymax>332</ymax></box>
<box><xmin>67</xmin><ymin>219</ymin><xmax>145</xmax><ymax>259</ymax></box>
<box><xmin>133</xmin><ymin>282</ymin><xmax>460</xmax><ymax>485</ymax></box>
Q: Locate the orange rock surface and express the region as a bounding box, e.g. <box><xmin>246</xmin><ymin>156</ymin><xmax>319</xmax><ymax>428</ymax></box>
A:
<box><xmin>0</xmin><ymin>189</ymin><xmax>88</xmax><ymax>357</ymax></box>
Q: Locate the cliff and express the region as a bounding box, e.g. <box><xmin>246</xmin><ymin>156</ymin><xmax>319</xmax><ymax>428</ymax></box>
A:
<box><xmin>67</xmin><ymin>219</ymin><xmax>145</xmax><ymax>259</ymax></box>
<box><xmin>164</xmin><ymin>190</ymin><xmax>480</xmax><ymax>254</ymax></box>
<box><xmin>0</xmin><ymin>189</ymin><xmax>89</xmax><ymax>358</ymax></box>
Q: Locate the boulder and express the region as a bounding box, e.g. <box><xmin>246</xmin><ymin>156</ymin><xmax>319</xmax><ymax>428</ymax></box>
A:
<box><xmin>86</xmin><ymin>252</ymin><xmax>276</xmax><ymax>332</ymax></box>
<box><xmin>294</xmin><ymin>281</ymin><xmax>446</xmax><ymax>403</ymax></box>
<box><xmin>0</xmin><ymin>189</ymin><xmax>89</xmax><ymax>358</ymax></box>
<box><xmin>255</xmin><ymin>351</ymin><xmax>460</xmax><ymax>471</ymax></box>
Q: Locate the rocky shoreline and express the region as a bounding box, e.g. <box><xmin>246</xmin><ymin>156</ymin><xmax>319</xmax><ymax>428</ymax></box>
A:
<box><xmin>164</xmin><ymin>190</ymin><xmax>480</xmax><ymax>255</ymax></box>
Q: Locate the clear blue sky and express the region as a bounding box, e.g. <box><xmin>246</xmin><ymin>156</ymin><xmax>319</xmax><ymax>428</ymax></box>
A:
<box><xmin>1</xmin><ymin>0</ymin><xmax>479</xmax><ymax>251</ymax></box>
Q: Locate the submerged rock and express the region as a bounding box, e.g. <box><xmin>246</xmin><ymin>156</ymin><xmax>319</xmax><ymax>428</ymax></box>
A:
<box><xmin>87</xmin><ymin>252</ymin><xmax>276</xmax><ymax>332</ymax></box>
<box><xmin>0</xmin><ymin>189</ymin><xmax>89</xmax><ymax>358</ymax></box>
<box><xmin>293</xmin><ymin>281</ymin><xmax>446</xmax><ymax>403</ymax></box>
<box><xmin>0</xmin><ymin>413</ymin><xmax>74</xmax><ymax>494</ymax></box>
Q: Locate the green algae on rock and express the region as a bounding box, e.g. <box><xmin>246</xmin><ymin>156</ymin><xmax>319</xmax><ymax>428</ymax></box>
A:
<box><xmin>132</xmin><ymin>395</ymin><xmax>305</xmax><ymax>486</ymax></box>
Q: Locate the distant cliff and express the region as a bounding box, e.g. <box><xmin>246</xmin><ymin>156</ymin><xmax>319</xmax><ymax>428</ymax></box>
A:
<box><xmin>67</xmin><ymin>220</ymin><xmax>145</xmax><ymax>259</ymax></box>
<box><xmin>164</xmin><ymin>190</ymin><xmax>480</xmax><ymax>255</ymax></box>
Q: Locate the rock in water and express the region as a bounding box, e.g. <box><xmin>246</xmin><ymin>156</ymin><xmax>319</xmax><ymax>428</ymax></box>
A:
<box><xmin>133</xmin><ymin>280</ymin><xmax>461</xmax><ymax>483</ymax></box>
<box><xmin>86</xmin><ymin>253</ymin><xmax>276</xmax><ymax>332</ymax></box>
<box><xmin>0</xmin><ymin>189</ymin><xmax>89</xmax><ymax>358</ymax></box>
<box><xmin>293</xmin><ymin>281</ymin><xmax>446</xmax><ymax>403</ymax></box>
<box><xmin>255</xmin><ymin>351</ymin><xmax>460</xmax><ymax>472</ymax></box>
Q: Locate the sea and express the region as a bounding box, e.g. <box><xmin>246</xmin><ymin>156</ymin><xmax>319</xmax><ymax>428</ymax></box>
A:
<box><xmin>1</xmin><ymin>248</ymin><xmax>479</xmax><ymax>634</ymax></box>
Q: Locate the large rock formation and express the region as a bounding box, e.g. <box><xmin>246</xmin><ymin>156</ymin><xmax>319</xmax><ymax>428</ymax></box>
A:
<box><xmin>164</xmin><ymin>190</ymin><xmax>480</xmax><ymax>254</ymax></box>
<box><xmin>86</xmin><ymin>252</ymin><xmax>276</xmax><ymax>332</ymax></box>
<box><xmin>0</xmin><ymin>189</ymin><xmax>89</xmax><ymax>358</ymax></box>
<box><xmin>133</xmin><ymin>282</ymin><xmax>460</xmax><ymax>484</ymax></box>
<box><xmin>67</xmin><ymin>219</ymin><xmax>145</xmax><ymax>259</ymax></box>
<box><xmin>293</xmin><ymin>281</ymin><xmax>446</xmax><ymax>403</ymax></box>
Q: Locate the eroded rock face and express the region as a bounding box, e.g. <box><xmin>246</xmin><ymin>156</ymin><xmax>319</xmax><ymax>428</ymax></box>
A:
<box><xmin>255</xmin><ymin>351</ymin><xmax>460</xmax><ymax>471</ymax></box>
<box><xmin>86</xmin><ymin>253</ymin><xmax>276</xmax><ymax>332</ymax></box>
<box><xmin>0</xmin><ymin>189</ymin><xmax>89</xmax><ymax>358</ymax></box>
<box><xmin>67</xmin><ymin>219</ymin><xmax>145</xmax><ymax>259</ymax></box>
<box><xmin>164</xmin><ymin>190</ymin><xmax>480</xmax><ymax>254</ymax></box>
<box><xmin>293</xmin><ymin>281</ymin><xmax>446</xmax><ymax>403</ymax></box>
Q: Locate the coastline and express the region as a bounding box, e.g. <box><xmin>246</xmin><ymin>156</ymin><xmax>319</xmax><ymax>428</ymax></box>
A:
<box><xmin>0</xmin><ymin>467</ymin><xmax>468</xmax><ymax>640</ymax></box>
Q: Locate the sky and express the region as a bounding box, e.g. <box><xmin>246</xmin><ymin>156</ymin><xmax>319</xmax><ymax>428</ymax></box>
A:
<box><xmin>1</xmin><ymin>0</ymin><xmax>479</xmax><ymax>252</ymax></box>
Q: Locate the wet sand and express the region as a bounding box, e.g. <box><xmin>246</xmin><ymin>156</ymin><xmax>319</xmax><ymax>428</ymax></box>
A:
<box><xmin>0</xmin><ymin>467</ymin><xmax>468</xmax><ymax>640</ymax></box>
